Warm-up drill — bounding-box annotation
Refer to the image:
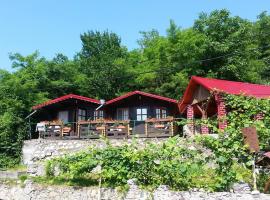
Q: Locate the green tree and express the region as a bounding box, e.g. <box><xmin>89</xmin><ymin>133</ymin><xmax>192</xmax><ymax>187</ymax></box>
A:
<box><xmin>78</xmin><ymin>31</ymin><xmax>128</xmax><ymax>99</ymax></box>
<box><xmin>193</xmin><ymin>9</ymin><xmax>265</xmax><ymax>83</ymax></box>
<box><xmin>255</xmin><ymin>12</ymin><xmax>270</xmax><ymax>82</ymax></box>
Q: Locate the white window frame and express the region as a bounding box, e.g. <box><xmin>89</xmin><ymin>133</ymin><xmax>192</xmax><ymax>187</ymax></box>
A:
<box><xmin>136</xmin><ymin>108</ymin><xmax>147</xmax><ymax>121</ymax></box>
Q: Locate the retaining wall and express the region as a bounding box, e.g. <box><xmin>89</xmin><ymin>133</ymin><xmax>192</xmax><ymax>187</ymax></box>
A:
<box><xmin>0</xmin><ymin>180</ymin><xmax>269</xmax><ymax>200</ymax></box>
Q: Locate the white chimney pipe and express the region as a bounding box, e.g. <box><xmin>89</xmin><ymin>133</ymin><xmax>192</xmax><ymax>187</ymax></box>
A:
<box><xmin>96</xmin><ymin>99</ymin><xmax>106</xmax><ymax>110</ymax></box>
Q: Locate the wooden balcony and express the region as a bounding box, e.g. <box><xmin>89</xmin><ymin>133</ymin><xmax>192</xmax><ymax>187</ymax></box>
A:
<box><xmin>36</xmin><ymin>117</ymin><xmax>177</xmax><ymax>139</ymax></box>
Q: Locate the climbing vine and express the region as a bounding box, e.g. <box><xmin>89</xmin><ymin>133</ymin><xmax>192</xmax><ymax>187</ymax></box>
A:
<box><xmin>197</xmin><ymin>93</ymin><xmax>270</xmax><ymax>189</ymax></box>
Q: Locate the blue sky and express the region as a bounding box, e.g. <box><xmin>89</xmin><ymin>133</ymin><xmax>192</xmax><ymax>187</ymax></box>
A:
<box><xmin>0</xmin><ymin>0</ymin><xmax>269</xmax><ymax>71</ymax></box>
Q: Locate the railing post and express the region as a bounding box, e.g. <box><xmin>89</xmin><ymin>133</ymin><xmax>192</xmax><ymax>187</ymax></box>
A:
<box><xmin>170</xmin><ymin>121</ymin><xmax>174</xmax><ymax>136</ymax></box>
<box><xmin>61</xmin><ymin>123</ymin><xmax>63</xmax><ymax>138</ymax></box>
<box><xmin>104</xmin><ymin>122</ymin><xmax>107</xmax><ymax>137</ymax></box>
<box><xmin>77</xmin><ymin>123</ymin><xmax>80</xmax><ymax>139</ymax></box>
<box><xmin>127</xmin><ymin>123</ymin><xmax>130</xmax><ymax>138</ymax></box>
<box><xmin>145</xmin><ymin>121</ymin><xmax>148</xmax><ymax>137</ymax></box>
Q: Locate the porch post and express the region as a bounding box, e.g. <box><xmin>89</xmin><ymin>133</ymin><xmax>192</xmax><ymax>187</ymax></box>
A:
<box><xmin>215</xmin><ymin>93</ymin><xmax>227</xmax><ymax>131</ymax></box>
<box><xmin>201</xmin><ymin>114</ymin><xmax>209</xmax><ymax>134</ymax></box>
<box><xmin>187</xmin><ymin>105</ymin><xmax>194</xmax><ymax>134</ymax></box>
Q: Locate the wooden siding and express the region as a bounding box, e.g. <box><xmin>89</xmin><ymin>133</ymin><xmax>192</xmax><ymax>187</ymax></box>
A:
<box><xmin>104</xmin><ymin>94</ymin><xmax>179</xmax><ymax>121</ymax></box>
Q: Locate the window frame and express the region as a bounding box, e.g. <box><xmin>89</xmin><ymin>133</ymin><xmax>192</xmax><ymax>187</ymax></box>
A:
<box><xmin>78</xmin><ymin>108</ymin><xmax>87</xmax><ymax>121</ymax></box>
<box><xmin>155</xmin><ymin>107</ymin><xmax>167</xmax><ymax>119</ymax></box>
<box><xmin>58</xmin><ymin>110</ymin><xmax>69</xmax><ymax>124</ymax></box>
<box><xmin>94</xmin><ymin>110</ymin><xmax>104</xmax><ymax>120</ymax></box>
<box><xmin>136</xmin><ymin>107</ymin><xmax>148</xmax><ymax>121</ymax></box>
<box><xmin>117</xmin><ymin>108</ymin><xmax>129</xmax><ymax>120</ymax></box>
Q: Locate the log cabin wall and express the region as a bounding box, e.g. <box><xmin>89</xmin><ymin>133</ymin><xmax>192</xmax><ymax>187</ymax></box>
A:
<box><xmin>104</xmin><ymin>94</ymin><xmax>179</xmax><ymax>120</ymax></box>
<box><xmin>34</xmin><ymin>99</ymin><xmax>100</xmax><ymax>123</ymax></box>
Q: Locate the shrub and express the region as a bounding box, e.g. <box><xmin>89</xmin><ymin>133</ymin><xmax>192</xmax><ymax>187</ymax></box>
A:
<box><xmin>44</xmin><ymin>137</ymin><xmax>237</xmax><ymax>191</ymax></box>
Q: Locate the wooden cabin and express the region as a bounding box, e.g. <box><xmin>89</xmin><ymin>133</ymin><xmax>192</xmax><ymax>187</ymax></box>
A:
<box><xmin>102</xmin><ymin>91</ymin><xmax>179</xmax><ymax>137</ymax></box>
<box><xmin>32</xmin><ymin>94</ymin><xmax>101</xmax><ymax>138</ymax></box>
<box><xmin>32</xmin><ymin>91</ymin><xmax>179</xmax><ymax>139</ymax></box>
<box><xmin>178</xmin><ymin>76</ymin><xmax>270</xmax><ymax>135</ymax></box>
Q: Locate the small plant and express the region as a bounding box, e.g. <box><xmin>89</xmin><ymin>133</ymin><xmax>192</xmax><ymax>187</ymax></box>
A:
<box><xmin>19</xmin><ymin>174</ymin><xmax>28</xmax><ymax>182</ymax></box>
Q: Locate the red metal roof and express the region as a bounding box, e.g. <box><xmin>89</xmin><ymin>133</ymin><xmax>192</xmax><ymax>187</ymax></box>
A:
<box><xmin>106</xmin><ymin>90</ymin><xmax>178</xmax><ymax>105</ymax></box>
<box><xmin>32</xmin><ymin>94</ymin><xmax>100</xmax><ymax>110</ymax></box>
<box><xmin>179</xmin><ymin>76</ymin><xmax>270</xmax><ymax>113</ymax></box>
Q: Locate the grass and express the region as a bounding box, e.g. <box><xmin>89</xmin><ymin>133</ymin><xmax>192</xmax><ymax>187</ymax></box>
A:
<box><xmin>32</xmin><ymin>175</ymin><xmax>99</xmax><ymax>187</ymax></box>
<box><xmin>6</xmin><ymin>164</ymin><xmax>27</xmax><ymax>172</ymax></box>
<box><xmin>0</xmin><ymin>178</ymin><xmax>18</xmax><ymax>186</ymax></box>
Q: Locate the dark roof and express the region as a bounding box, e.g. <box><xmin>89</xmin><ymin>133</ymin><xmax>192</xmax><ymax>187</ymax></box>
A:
<box><xmin>32</xmin><ymin>94</ymin><xmax>100</xmax><ymax>110</ymax></box>
<box><xmin>106</xmin><ymin>90</ymin><xmax>178</xmax><ymax>105</ymax></box>
<box><xmin>179</xmin><ymin>76</ymin><xmax>270</xmax><ymax>112</ymax></box>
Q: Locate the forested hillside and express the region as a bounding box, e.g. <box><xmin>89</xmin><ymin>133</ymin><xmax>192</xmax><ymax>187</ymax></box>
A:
<box><xmin>0</xmin><ymin>9</ymin><xmax>270</xmax><ymax>168</ymax></box>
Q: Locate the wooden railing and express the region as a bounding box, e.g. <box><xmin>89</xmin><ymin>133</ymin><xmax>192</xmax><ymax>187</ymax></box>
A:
<box><xmin>145</xmin><ymin>117</ymin><xmax>176</xmax><ymax>137</ymax></box>
<box><xmin>77</xmin><ymin>120</ymin><xmax>130</xmax><ymax>139</ymax></box>
<box><xmin>37</xmin><ymin>121</ymin><xmax>63</xmax><ymax>138</ymax></box>
<box><xmin>37</xmin><ymin>117</ymin><xmax>177</xmax><ymax>139</ymax></box>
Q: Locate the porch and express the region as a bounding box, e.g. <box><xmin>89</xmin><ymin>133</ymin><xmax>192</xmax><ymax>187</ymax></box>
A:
<box><xmin>36</xmin><ymin>117</ymin><xmax>177</xmax><ymax>139</ymax></box>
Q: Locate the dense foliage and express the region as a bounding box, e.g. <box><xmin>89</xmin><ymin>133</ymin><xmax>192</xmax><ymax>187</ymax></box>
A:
<box><xmin>196</xmin><ymin>94</ymin><xmax>270</xmax><ymax>190</ymax></box>
<box><xmin>1</xmin><ymin>9</ymin><xmax>270</xmax><ymax>169</ymax></box>
<box><xmin>44</xmin><ymin>137</ymin><xmax>251</xmax><ymax>191</ymax></box>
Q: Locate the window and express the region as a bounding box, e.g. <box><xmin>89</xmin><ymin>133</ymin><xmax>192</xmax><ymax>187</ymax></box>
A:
<box><xmin>155</xmin><ymin>108</ymin><xmax>167</xmax><ymax>119</ymax></box>
<box><xmin>117</xmin><ymin>108</ymin><xmax>129</xmax><ymax>120</ymax></box>
<box><xmin>78</xmin><ymin>109</ymin><xmax>86</xmax><ymax>121</ymax></box>
<box><xmin>94</xmin><ymin>110</ymin><xmax>104</xmax><ymax>120</ymax></box>
<box><xmin>58</xmin><ymin>110</ymin><xmax>69</xmax><ymax>124</ymax></box>
<box><xmin>136</xmin><ymin>108</ymin><xmax>147</xmax><ymax>121</ymax></box>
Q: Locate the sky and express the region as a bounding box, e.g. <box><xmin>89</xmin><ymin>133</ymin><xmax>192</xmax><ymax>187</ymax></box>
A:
<box><xmin>0</xmin><ymin>0</ymin><xmax>269</xmax><ymax>71</ymax></box>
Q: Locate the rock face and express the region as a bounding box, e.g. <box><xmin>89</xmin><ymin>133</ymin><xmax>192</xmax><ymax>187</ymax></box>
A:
<box><xmin>232</xmin><ymin>182</ymin><xmax>252</xmax><ymax>193</ymax></box>
<box><xmin>0</xmin><ymin>180</ymin><xmax>270</xmax><ymax>200</ymax></box>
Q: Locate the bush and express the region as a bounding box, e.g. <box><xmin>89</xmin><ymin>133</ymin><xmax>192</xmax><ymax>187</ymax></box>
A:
<box><xmin>44</xmin><ymin>137</ymin><xmax>244</xmax><ymax>191</ymax></box>
<box><xmin>0</xmin><ymin>154</ymin><xmax>21</xmax><ymax>170</ymax></box>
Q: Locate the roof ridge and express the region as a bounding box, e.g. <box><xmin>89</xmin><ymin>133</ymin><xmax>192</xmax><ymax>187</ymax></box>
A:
<box><xmin>192</xmin><ymin>76</ymin><xmax>270</xmax><ymax>87</ymax></box>
<box><xmin>106</xmin><ymin>90</ymin><xmax>178</xmax><ymax>105</ymax></box>
<box><xmin>32</xmin><ymin>93</ymin><xmax>100</xmax><ymax>110</ymax></box>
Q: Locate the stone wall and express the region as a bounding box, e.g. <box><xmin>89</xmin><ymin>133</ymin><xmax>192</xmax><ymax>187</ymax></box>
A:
<box><xmin>4</xmin><ymin>139</ymin><xmax>268</xmax><ymax>199</ymax></box>
<box><xmin>22</xmin><ymin>138</ymin><xmax>166</xmax><ymax>176</ymax></box>
<box><xmin>0</xmin><ymin>171</ymin><xmax>26</xmax><ymax>179</ymax></box>
<box><xmin>0</xmin><ymin>180</ymin><xmax>270</xmax><ymax>200</ymax></box>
